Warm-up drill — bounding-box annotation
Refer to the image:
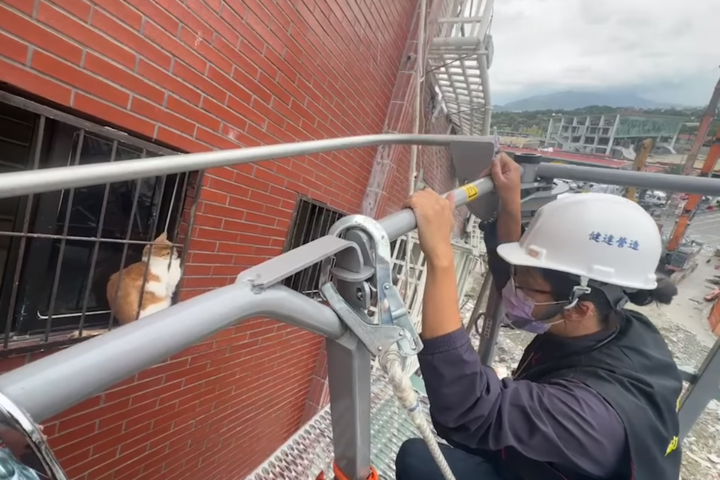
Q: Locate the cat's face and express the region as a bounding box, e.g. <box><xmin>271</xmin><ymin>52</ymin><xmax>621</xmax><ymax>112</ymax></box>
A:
<box><xmin>143</xmin><ymin>232</ymin><xmax>178</xmax><ymax>260</ymax></box>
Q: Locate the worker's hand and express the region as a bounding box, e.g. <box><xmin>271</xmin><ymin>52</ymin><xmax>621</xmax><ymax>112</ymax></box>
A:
<box><xmin>482</xmin><ymin>152</ymin><xmax>521</xmax><ymax>205</ymax></box>
<box><xmin>405</xmin><ymin>189</ymin><xmax>455</xmax><ymax>267</ymax></box>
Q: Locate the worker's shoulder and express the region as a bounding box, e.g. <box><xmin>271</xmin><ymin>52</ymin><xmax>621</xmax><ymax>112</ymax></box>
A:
<box><xmin>620</xmin><ymin>308</ymin><xmax>670</xmax><ymax>346</ymax></box>
<box><xmin>621</xmin><ymin>308</ymin><xmax>660</xmax><ymax>331</ymax></box>
<box><xmin>613</xmin><ymin>309</ymin><xmax>682</xmax><ymax>380</ymax></box>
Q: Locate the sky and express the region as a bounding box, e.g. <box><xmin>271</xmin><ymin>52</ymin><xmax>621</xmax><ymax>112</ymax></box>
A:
<box><xmin>488</xmin><ymin>0</ymin><xmax>720</xmax><ymax>106</ymax></box>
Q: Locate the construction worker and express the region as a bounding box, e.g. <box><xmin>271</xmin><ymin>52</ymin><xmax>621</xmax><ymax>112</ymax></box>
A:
<box><xmin>396</xmin><ymin>153</ymin><xmax>682</xmax><ymax>480</ymax></box>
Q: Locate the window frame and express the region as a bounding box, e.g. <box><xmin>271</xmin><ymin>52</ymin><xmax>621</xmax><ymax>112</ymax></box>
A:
<box><xmin>0</xmin><ymin>91</ymin><xmax>202</xmax><ymax>346</ymax></box>
<box><xmin>282</xmin><ymin>196</ymin><xmax>346</xmax><ymax>297</ymax></box>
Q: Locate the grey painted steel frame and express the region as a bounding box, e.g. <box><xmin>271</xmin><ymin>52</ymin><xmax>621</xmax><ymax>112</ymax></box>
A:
<box><xmin>0</xmin><ymin>136</ymin><xmax>719</xmax><ymax>478</ymax></box>
<box><xmin>678</xmin><ymin>338</ymin><xmax>720</xmax><ymax>440</ymax></box>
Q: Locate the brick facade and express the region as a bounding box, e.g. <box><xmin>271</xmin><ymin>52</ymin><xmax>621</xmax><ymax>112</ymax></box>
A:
<box><xmin>0</xmin><ymin>1</ymin><xmax>463</xmax><ymax>478</ymax></box>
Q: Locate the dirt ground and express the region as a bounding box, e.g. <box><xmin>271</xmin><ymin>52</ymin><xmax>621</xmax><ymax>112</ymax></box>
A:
<box><xmin>462</xmin><ymin>250</ymin><xmax>720</xmax><ymax>480</ymax></box>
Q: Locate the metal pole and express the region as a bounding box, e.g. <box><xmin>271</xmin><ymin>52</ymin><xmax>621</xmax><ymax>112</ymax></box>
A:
<box><xmin>380</xmin><ymin>176</ymin><xmax>495</xmax><ymax>241</ymax></box>
<box><xmin>478</xmin><ymin>0</ymin><xmax>493</xmax><ymax>135</ymax></box>
<box><xmin>326</xmin><ymin>335</ymin><xmax>373</xmax><ymax>480</ymax></box>
<box><xmin>404</xmin><ymin>0</ymin><xmax>426</xmax><ymax>302</ymax></box>
<box><xmin>409</xmin><ymin>0</ymin><xmax>426</xmax><ymax>192</ymax></box>
<box><xmin>0</xmin><ymin>134</ymin><xmax>484</xmax><ymax>199</ymax></box>
<box><xmin>0</xmin><ymin>284</ymin><xmax>346</xmax><ymax>422</ymax></box>
<box><xmin>536</xmin><ymin>163</ymin><xmax>720</xmax><ymax>197</ymax></box>
<box><xmin>476</xmin><ymin>283</ymin><xmax>503</xmax><ymax>366</ymax></box>
<box><xmin>465</xmin><ymin>272</ymin><xmax>492</xmax><ymax>335</ymax></box>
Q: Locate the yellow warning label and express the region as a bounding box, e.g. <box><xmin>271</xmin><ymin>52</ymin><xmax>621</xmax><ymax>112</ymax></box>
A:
<box><xmin>461</xmin><ymin>184</ymin><xmax>479</xmax><ymax>201</ymax></box>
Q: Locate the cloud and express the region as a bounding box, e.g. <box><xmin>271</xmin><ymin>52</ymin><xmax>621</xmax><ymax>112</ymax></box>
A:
<box><xmin>488</xmin><ymin>0</ymin><xmax>720</xmax><ymax>105</ymax></box>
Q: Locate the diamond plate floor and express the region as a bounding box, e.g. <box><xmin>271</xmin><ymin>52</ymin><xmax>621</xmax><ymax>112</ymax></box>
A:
<box><xmin>246</xmin><ymin>371</ymin><xmax>434</xmax><ymax>480</ymax></box>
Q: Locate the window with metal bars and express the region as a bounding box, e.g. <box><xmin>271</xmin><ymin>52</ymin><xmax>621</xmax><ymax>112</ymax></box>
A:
<box><xmin>0</xmin><ymin>92</ymin><xmax>200</xmax><ymax>347</ymax></box>
<box><xmin>282</xmin><ymin>197</ymin><xmax>345</xmax><ymax>298</ymax></box>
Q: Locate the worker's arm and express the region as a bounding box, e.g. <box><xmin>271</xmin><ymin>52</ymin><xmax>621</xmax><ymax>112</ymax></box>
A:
<box><xmin>418</xmin><ymin>329</ymin><xmax>626</xmax><ymax>478</ymax></box>
<box><xmin>481</xmin><ymin>153</ymin><xmax>522</xmax><ymax>293</ymax></box>
<box><xmin>405</xmin><ymin>189</ymin><xmax>462</xmax><ymax>339</ymax></box>
<box><xmin>489</xmin><ymin>153</ymin><xmax>522</xmax><ymax>244</ymax></box>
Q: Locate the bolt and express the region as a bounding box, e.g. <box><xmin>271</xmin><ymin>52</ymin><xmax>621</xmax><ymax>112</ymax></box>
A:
<box><xmin>383</xmin><ymin>283</ymin><xmax>390</xmax><ymax>291</ymax></box>
<box><xmin>377</xmin><ymin>346</ymin><xmax>383</xmax><ymax>352</ymax></box>
<box><xmin>398</xmin><ymin>331</ymin><xmax>404</xmax><ymax>337</ymax></box>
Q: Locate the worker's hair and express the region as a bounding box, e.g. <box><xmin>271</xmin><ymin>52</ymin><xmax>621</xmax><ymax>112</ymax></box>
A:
<box><xmin>538</xmin><ymin>268</ymin><xmax>677</xmax><ymax>328</ymax></box>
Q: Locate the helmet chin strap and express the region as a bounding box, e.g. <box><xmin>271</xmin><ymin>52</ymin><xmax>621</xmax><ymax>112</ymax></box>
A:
<box><xmin>534</xmin><ymin>277</ymin><xmax>628</xmax><ymax>324</ymax></box>
<box><xmin>565</xmin><ymin>277</ymin><xmax>592</xmax><ymax>309</ymax></box>
<box><xmin>564</xmin><ymin>277</ymin><xmax>631</xmax><ymax>311</ymax></box>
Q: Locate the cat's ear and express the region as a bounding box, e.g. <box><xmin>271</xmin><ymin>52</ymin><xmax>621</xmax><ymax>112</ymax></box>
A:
<box><xmin>154</xmin><ymin>232</ymin><xmax>168</xmax><ymax>243</ymax></box>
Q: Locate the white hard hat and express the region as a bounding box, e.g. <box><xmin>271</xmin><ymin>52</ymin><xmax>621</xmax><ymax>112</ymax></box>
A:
<box><xmin>497</xmin><ymin>193</ymin><xmax>661</xmax><ymax>290</ymax></box>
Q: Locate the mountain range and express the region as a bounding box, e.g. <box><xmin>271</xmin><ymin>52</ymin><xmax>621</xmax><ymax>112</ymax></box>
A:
<box><xmin>494</xmin><ymin>91</ymin><xmax>677</xmax><ymax>112</ymax></box>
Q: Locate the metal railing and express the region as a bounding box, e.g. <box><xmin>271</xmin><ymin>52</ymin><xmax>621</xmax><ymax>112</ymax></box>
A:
<box><xmin>0</xmin><ymin>134</ymin><xmax>718</xmax><ymax>479</ymax></box>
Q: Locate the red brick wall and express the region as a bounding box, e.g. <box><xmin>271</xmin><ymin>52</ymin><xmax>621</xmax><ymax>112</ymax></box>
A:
<box><xmin>0</xmin><ymin>0</ymin><xmax>421</xmax><ymax>478</ymax></box>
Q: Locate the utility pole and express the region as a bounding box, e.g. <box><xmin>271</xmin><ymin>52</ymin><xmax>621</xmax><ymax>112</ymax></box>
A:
<box><xmin>682</xmin><ymin>72</ymin><xmax>720</xmax><ymax>174</ymax></box>
<box><xmin>625</xmin><ymin>138</ymin><xmax>654</xmax><ymax>201</ymax></box>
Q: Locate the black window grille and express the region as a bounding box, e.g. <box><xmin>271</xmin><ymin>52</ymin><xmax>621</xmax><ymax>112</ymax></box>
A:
<box><xmin>282</xmin><ymin>197</ymin><xmax>345</xmax><ymax>298</ymax></box>
<box><xmin>0</xmin><ymin>92</ymin><xmax>201</xmax><ymax>348</ymax></box>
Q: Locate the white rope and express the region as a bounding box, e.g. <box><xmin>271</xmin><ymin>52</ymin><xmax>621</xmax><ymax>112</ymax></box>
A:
<box><xmin>380</xmin><ymin>350</ymin><xmax>457</xmax><ymax>480</ymax></box>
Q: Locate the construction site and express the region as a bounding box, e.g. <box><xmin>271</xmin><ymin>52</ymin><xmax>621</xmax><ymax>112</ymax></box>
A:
<box><xmin>0</xmin><ymin>0</ymin><xmax>718</xmax><ymax>479</ymax></box>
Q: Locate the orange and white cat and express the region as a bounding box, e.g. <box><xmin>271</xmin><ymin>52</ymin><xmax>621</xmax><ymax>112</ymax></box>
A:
<box><xmin>106</xmin><ymin>232</ymin><xmax>183</xmax><ymax>325</ymax></box>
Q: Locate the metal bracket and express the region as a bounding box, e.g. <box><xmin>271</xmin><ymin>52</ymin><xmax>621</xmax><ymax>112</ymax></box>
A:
<box><xmin>320</xmin><ymin>215</ymin><xmax>423</xmax><ymax>357</ymax></box>
<box><xmin>514</xmin><ymin>155</ymin><xmax>570</xmax><ymax>221</ymax></box>
<box><xmin>449</xmin><ymin>137</ymin><xmax>498</xmax><ymax>221</ymax></box>
<box><xmin>237</xmin><ymin>236</ymin><xmax>369</xmax><ymax>292</ymax></box>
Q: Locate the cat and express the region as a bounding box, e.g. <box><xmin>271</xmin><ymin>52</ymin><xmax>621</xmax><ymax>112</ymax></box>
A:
<box><xmin>106</xmin><ymin>232</ymin><xmax>183</xmax><ymax>325</ymax></box>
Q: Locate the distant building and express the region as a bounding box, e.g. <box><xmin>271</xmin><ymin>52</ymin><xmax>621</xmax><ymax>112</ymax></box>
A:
<box><xmin>544</xmin><ymin>113</ymin><xmax>684</xmax><ymax>157</ymax></box>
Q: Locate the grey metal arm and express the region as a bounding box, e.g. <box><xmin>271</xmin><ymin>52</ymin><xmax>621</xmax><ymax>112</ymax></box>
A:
<box><xmin>537</xmin><ymin>163</ymin><xmax>720</xmax><ymax>196</ymax></box>
<box><xmin>0</xmin><ymin>134</ymin><xmax>497</xmax><ymax>199</ymax></box>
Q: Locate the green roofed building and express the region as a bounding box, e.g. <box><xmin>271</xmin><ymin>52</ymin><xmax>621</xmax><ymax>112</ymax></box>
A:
<box><xmin>544</xmin><ymin>113</ymin><xmax>684</xmax><ymax>157</ymax></box>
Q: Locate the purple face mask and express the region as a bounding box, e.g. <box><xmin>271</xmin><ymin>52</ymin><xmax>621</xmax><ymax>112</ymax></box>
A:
<box><xmin>501</xmin><ymin>280</ymin><xmax>558</xmax><ymax>334</ymax></box>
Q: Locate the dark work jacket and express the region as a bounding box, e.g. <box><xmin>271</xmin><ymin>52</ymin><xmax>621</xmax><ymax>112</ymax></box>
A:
<box><xmin>485</xmin><ymin>310</ymin><xmax>683</xmax><ymax>480</ymax></box>
<box><xmin>480</xmin><ymin>221</ymin><xmax>683</xmax><ymax>480</ymax></box>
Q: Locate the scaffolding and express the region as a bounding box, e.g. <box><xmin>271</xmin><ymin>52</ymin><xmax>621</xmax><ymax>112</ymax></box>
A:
<box><xmin>428</xmin><ymin>0</ymin><xmax>494</xmax><ymax>136</ymax></box>
<box><xmin>0</xmin><ymin>135</ymin><xmax>719</xmax><ymax>479</ymax></box>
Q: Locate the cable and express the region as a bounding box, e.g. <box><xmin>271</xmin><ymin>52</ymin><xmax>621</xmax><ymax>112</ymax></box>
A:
<box><xmin>379</xmin><ymin>350</ymin><xmax>457</xmax><ymax>480</ymax></box>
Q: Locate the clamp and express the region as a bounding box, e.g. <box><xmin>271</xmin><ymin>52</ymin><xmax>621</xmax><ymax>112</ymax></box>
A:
<box><xmin>320</xmin><ymin>215</ymin><xmax>423</xmax><ymax>357</ymax></box>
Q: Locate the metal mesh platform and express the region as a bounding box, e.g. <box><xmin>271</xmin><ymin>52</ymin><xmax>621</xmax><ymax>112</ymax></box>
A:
<box><xmin>246</xmin><ymin>371</ymin><xmax>435</xmax><ymax>479</ymax></box>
